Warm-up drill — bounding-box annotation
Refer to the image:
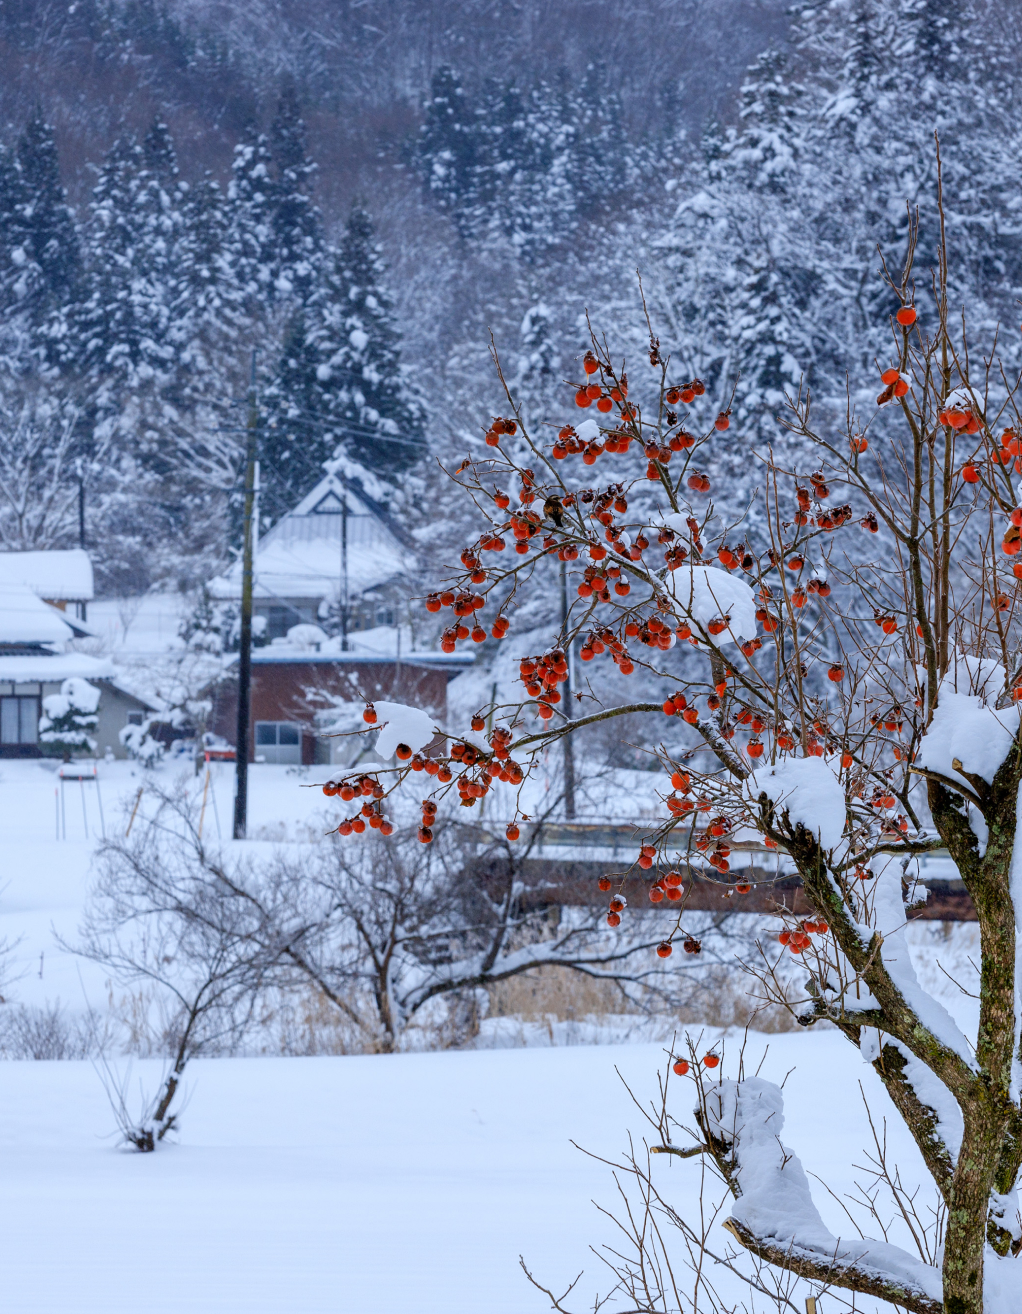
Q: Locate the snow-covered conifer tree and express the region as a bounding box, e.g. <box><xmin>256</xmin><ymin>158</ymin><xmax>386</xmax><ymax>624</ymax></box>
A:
<box><xmin>39</xmin><ymin>678</ymin><xmax>99</xmax><ymax>761</ymax></box>
<box><xmin>417</xmin><ymin>66</ymin><xmax>478</xmax><ymax>235</ymax></box>
<box><xmin>15</xmin><ymin>111</ymin><xmax>81</xmax><ymax>353</ymax></box>
<box><xmin>267</xmin><ymin>89</ymin><xmax>321</xmax><ymax>303</ymax></box>
<box><xmin>225</xmin><ymin>123</ymin><xmax>276</xmax><ymax>315</ymax></box>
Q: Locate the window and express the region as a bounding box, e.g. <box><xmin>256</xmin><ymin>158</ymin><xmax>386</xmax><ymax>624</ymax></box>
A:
<box><xmin>0</xmin><ymin>696</ymin><xmax>39</xmax><ymax>745</ymax></box>
<box><xmin>254</xmin><ymin>721</ymin><xmax>302</xmax><ymax>765</ymax></box>
<box><xmin>267</xmin><ymin>606</ymin><xmax>290</xmax><ymax>640</ymax></box>
<box><xmin>126</xmin><ymin>711</ymin><xmax>144</xmax><ymax>726</ymax></box>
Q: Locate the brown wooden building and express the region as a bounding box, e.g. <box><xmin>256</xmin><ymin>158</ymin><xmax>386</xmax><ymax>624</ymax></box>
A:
<box><xmin>207</xmin><ymin>650</ymin><xmax>474</xmax><ymax>766</ymax></box>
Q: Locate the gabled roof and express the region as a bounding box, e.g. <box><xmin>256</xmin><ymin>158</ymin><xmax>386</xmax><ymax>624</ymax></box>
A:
<box><xmin>0</xmin><ymin>549</ymin><xmax>94</xmax><ymax>601</ymax></box>
<box><xmin>208</xmin><ymin>460</ymin><xmax>413</xmax><ymax>605</ymax></box>
<box><xmin>0</xmin><ymin>581</ymin><xmax>79</xmax><ymax>645</ymax></box>
<box><xmin>284</xmin><ymin>459</ymin><xmax>416</xmax><ymax>551</ymax></box>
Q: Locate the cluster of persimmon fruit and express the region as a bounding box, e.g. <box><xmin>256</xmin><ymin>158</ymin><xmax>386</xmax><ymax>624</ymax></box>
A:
<box><xmin>518</xmin><ymin>649</ymin><xmax>569</xmax><ymax>721</ymax></box>
<box><xmin>341</xmin><ymin>322</ymin><xmax>952</xmax><ymax>964</ymax></box>
<box><xmin>673</xmin><ymin>1053</ymin><xmax>720</xmax><ymax>1075</ymax></box>
<box><xmin>321</xmin><ymin>704</ymin><xmax>530</xmax><ymax>843</ymax></box>
<box><xmin>597</xmin><ymin>871</ymin><xmax>702</xmax><ymax>960</ymax></box>
<box><xmin>321</xmin><ymin>771</ymin><xmax>395</xmax><ymax>837</ymax></box>
<box><xmin>777</xmin><ymin>919</ymin><xmax>830</xmax><ymax>954</ymax></box>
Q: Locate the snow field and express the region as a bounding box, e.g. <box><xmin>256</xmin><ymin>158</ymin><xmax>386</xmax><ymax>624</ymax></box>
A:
<box><xmin>0</xmin><ymin>1032</ymin><xmax>929</xmax><ymax>1314</ymax></box>
<box><xmin>0</xmin><ymin>759</ymin><xmax>338</xmax><ymax>1011</ymax></box>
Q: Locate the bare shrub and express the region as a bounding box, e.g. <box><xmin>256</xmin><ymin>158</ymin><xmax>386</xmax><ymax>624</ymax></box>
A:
<box><xmin>0</xmin><ymin>1000</ymin><xmax>97</xmax><ymax>1060</ymax></box>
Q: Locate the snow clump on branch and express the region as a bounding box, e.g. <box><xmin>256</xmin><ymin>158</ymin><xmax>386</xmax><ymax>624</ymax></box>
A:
<box><xmin>372</xmin><ymin>701</ymin><xmax>437</xmax><ymax>760</ymax></box>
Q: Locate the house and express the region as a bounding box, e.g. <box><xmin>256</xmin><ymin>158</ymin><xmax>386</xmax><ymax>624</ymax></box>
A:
<box><xmin>206</xmin><ymin>642</ymin><xmax>474</xmax><ymax>766</ymax></box>
<box><xmin>0</xmin><ymin>549</ymin><xmax>94</xmax><ymax>621</ymax></box>
<box><xmin>202</xmin><ymin>459</ymin><xmax>473</xmax><ymax>765</ymax></box>
<box><xmin>0</xmin><ymin>579</ymin><xmax>155</xmax><ymax>759</ymax></box>
<box><xmin>207</xmin><ymin>458</ymin><xmax>414</xmax><ymax>640</ymax></box>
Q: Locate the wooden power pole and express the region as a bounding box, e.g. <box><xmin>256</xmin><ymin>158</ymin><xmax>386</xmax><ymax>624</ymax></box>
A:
<box><xmin>559</xmin><ymin>557</ymin><xmax>576</xmax><ymax>819</ymax></box>
<box><xmin>233</xmin><ymin>351</ymin><xmax>258</xmax><ymax>840</ymax></box>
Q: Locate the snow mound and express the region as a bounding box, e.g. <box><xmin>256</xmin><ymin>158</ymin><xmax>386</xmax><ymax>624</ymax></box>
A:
<box><xmin>704</xmin><ymin>1078</ymin><xmax>942</xmax><ymax>1306</ymax></box>
<box><xmin>665</xmin><ymin>565</ymin><xmax>758</xmax><ymax>646</ymax></box>
<box><xmin>575</xmin><ymin>419</ymin><xmax>600</xmax><ymax>443</ymax></box>
<box><xmin>746</xmin><ymin>756</ymin><xmax>845</xmax><ymax>850</ymax></box>
<box><xmin>373</xmin><ymin>701</ymin><xmax>437</xmax><ymax>759</ymax></box>
<box><xmin>286</xmin><ymin>624</ymin><xmax>328</xmax><ymax>649</ymax></box>
<box><xmin>915</xmin><ymin>661</ymin><xmax>1020</xmax><ymax>788</ymax></box>
<box><xmin>941</xmin><ymin>653</ymin><xmax>1007</xmax><ymax>701</ymax></box>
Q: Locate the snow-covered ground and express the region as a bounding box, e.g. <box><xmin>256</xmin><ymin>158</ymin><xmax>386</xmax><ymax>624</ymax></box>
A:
<box><xmin>0</xmin><ymin>1033</ymin><xmax>941</xmax><ymax>1314</ymax></box>
<box><xmin>0</xmin><ymin>758</ymin><xmax>338</xmax><ymax>1009</ymax></box>
<box><xmin>86</xmin><ymin>593</ymin><xmax>191</xmax><ymax>655</ymax></box>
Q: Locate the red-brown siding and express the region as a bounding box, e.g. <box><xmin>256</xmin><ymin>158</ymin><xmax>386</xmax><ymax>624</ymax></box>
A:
<box><xmin>208</xmin><ymin>658</ymin><xmax>458</xmax><ymax>764</ymax></box>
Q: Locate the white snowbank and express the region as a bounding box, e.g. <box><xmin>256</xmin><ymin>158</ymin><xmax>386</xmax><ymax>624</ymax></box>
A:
<box><xmin>665</xmin><ymin>564</ymin><xmax>758</xmax><ymax>646</ymax></box>
<box><xmin>746</xmin><ymin>756</ymin><xmax>845</xmax><ymax>850</ymax></box>
<box><xmin>373</xmin><ymin>700</ymin><xmax>437</xmax><ymax>759</ymax></box>
<box><xmin>286</xmin><ymin>623</ymin><xmax>328</xmax><ymax>648</ymax></box>
<box><xmin>704</xmin><ymin>1078</ymin><xmax>943</xmax><ymax>1306</ymax></box>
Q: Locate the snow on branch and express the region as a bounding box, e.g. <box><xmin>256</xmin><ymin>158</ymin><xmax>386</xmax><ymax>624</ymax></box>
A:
<box><xmin>700</xmin><ymin>1078</ymin><xmax>943</xmax><ymax>1314</ymax></box>
<box><xmin>914</xmin><ymin>662</ymin><xmax>1020</xmax><ymax>797</ymax></box>
<box><xmin>372</xmin><ymin>701</ymin><xmax>437</xmax><ymax>760</ymax></box>
<box><xmin>745</xmin><ymin>756</ymin><xmax>846</xmax><ymax>851</ymax></box>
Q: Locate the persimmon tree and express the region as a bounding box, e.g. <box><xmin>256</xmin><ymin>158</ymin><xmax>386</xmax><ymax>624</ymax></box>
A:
<box><xmin>319</xmin><ymin>182</ymin><xmax>1022</xmax><ymax>1313</ymax></box>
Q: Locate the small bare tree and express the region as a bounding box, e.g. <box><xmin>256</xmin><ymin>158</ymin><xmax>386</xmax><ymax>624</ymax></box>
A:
<box><xmin>71</xmin><ymin>790</ymin><xmax>267</xmax><ymax>1149</ymax></box>
<box><xmin>76</xmin><ymin>780</ymin><xmax>742</xmax><ymax>1067</ymax></box>
<box><xmin>258</xmin><ymin>818</ymin><xmax>718</xmax><ymax>1052</ymax></box>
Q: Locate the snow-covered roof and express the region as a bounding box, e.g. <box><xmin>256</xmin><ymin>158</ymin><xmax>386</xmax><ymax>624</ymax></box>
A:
<box><xmin>224</xmin><ymin>649</ymin><xmax>474</xmax><ymax>670</ymax></box>
<box><xmin>0</xmin><ymin>652</ymin><xmax>115</xmax><ymax>682</ymax></box>
<box><xmin>208</xmin><ymin>467</ymin><xmax>411</xmax><ymax>604</ymax></box>
<box><xmin>0</xmin><ymin>582</ymin><xmax>80</xmax><ymax>645</ymax></box>
<box><xmin>0</xmin><ymin>549</ymin><xmax>94</xmax><ymax>601</ymax></box>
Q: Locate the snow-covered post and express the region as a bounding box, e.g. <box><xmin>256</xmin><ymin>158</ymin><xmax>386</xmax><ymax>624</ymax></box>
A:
<box><xmin>313</xmin><ymin>187</ymin><xmax>1022</xmax><ymax>1310</ymax></box>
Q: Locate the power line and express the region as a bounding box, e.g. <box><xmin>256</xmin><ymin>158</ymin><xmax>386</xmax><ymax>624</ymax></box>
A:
<box><xmin>204</xmin><ymin>409</ymin><xmax>430</xmax><ymax>452</ymax></box>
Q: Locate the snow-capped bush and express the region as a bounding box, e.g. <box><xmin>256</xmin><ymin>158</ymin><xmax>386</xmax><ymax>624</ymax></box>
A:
<box><xmin>39</xmin><ymin>678</ymin><xmax>99</xmax><ymax>760</ymax></box>
<box><xmin>119</xmin><ymin>720</ymin><xmax>164</xmax><ymax>768</ymax></box>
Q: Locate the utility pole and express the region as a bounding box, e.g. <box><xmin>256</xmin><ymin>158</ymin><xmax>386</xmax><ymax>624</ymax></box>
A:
<box><xmin>559</xmin><ymin>557</ymin><xmax>576</xmax><ymax>819</ymax></box>
<box><xmin>252</xmin><ymin>460</ymin><xmax>260</xmax><ymax>563</ymax></box>
<box><xmin>340</xmin><ymin>463</ymin><xmax>349</xmax><ymax>651</ymax></box>
<box><xmin>77</xmin><ymin>472</ymin><xmax>87</xmax><ymax>621</ymax></box>
<box><xmin>233</xmin><ymin>350</ymin><xmax>258</xmax><ymax>840</ymax></box>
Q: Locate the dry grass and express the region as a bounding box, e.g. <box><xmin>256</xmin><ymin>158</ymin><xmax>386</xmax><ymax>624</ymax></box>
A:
<box><xmin>489</xmin><ymin>966</ymin><xmax>630</xmax><ymax>1021</ymax></box>
<box><xmin>487</xmin><ymin>964</ymin><xmax>801</xmax><ymax>1034</ymax></box>
<box><xmin>673</xmin><ymin>969</ymin><xmax>802</xmax><ymax>1034</ymax></box>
